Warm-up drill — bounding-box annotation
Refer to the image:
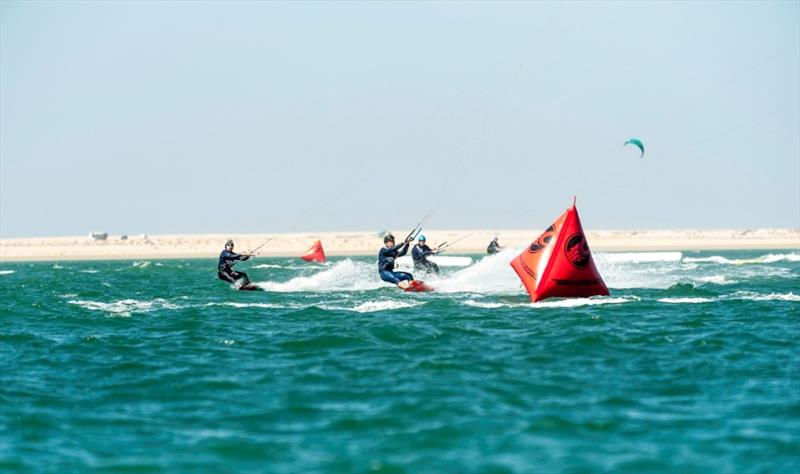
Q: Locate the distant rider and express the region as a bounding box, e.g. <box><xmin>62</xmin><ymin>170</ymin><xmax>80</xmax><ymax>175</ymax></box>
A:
<box><xmin>218</xmin><ymin>239</ymin><xmax>252</xmax><ymax>287</ymax></box>
<box><xmin>412</xmin><ymin>235</ymin><xmax>440</xmax><ymax>274</ymax></box>
<box><xmin>378</xmin><ymin>234</ymin><xmax>413</xmax><ymax>289</ymax></box>
<box><xmin>487</xmin><ymin>236</ymin><xmax>503</xmax><ymax>255</ymax></box>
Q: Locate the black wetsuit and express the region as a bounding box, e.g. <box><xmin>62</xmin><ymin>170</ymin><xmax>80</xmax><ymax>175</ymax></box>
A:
<box><xmin>412</xmin><ymin>244</ymin><xmax>439</xmax><ymax>274</ymax></box>
<box><xmin>218</xmin><ymin>250</ymin><xmax>251</xmax><ymax>285</ymax></box>
<box><xmin>378</xmin><ymin>242</ymin><xmax>413</xmax><ymax>284</ymax></box>
<box><xmin>487</xmin><ymin>240</ymin><xmax>502</xmax><ymax>255</ymax></box>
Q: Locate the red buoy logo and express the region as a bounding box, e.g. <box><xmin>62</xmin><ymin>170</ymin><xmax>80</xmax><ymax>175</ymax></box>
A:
<box><xmin>529</xmin><ymin>225</ymin><xmax>555</xmax><ymax>253</ymax></box>
<box><xmin>564</xmin><ymin>233</ymin><xmax>590</xmax><ymax>269</ymax></box>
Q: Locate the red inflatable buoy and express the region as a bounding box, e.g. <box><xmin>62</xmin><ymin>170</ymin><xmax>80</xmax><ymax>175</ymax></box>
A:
<box><xmin>300</xmin><ymin>240</ymin><xmax>326</xmax><ymax>263</ymax></box>
<box><xmin>510</xmin><ymin>202</ymin><xmax>608</xmax><ymax>302</ymax></box>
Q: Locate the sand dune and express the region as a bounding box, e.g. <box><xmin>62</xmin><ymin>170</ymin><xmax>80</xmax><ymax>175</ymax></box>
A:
<box><xmin>1</xmin><ymin>229</ymin><xmax>797</xmax><ymax>262</ymax></box>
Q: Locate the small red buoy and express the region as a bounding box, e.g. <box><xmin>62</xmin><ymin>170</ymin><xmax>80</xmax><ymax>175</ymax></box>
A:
<box><xmin>300</xmin><ymin>240</ymin><xmax>326</xmax><ymax>263</ymax></box>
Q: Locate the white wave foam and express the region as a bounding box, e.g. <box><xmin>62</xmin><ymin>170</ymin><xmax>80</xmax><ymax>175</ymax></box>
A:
<box><xmin>683</xmin><ymin>256</ymin><xmax>733</xmax><ymax>264</ymax></box>
<box><xmin>204</xmin><ymin>302</ymin><xmax>291</xmax><ymax>309</ymax></box>
<box><xmin>348</xmin><ymin>300</ymin><xmax>423</xmax><ymax>313</ymax></box>
<box><xmin>250</xmin><ymin>262</ymin><xmax>315</xmax><ymax>270</ymax></box>
<box><xmin>693</xmin><ymin>275</ymin><xmax>736</xmax><ymax>285</ymax></box>
<box><xmin>0</xmin><ymin>270</ymin><xmax>15</xmax><ymax>275</ymax></box>
<box><xmin>433</xmin><ymin>248</ymin><xmax>696</xmax><ymax>294</ymax></box>
<box><xmin>463</xmin><ymin>300</ymin><xmax>505</xmax><ymax>309</ymax></box>
<box><xmin>395</xmin><ymin>255</ymin><xmax>473</xmax><ymax>269</ymax></box>
<box><xmin>132</xmin><ymin>261</ymin><xmax>151</xmax><ymax>268</ymax></box>
<box><xmin>434</xmin><ymin>249</ymin><xmax>520</xmax><ymax>294</ymax></box>
<box><xmin>738</xmin><ymin>267</ymin><xmax>794</xmax><ymax>280</ymax></box>
<box><xmin>203</xmin><ymin>300</ymin><xmax>422</xmax><ymax>313</ymax></box>
<box><xmin>595</xmin><ymin>254</ymin><xmax>685</xmax><ymax>290</ymax></box>
<box><xmin>68</xmin><ymin>298</ymin><xmax>180</xmax><ymax>316</ymax></box>
<box><xmin>463</xmin><ymin>296</ymin><xmax>636</xmax><ymax>309</ymax></box>
<box><xmin>533</xmin><ymin>296</ymin><xmax>636</xmax><ymax>308</ymax></box>
<box><xmin>683</xmin><ymin>253</ymin><xmax>800</xmax><ymax>265</ymax></box>
<box><xmin>597</xmin><ymin>252</ymin><xmax>683</xmax><ymax>264</ymax></box>
<box><xmin>255</xmin><ymin>259</ymin><xmax>383</xmax><ymax>292</ymax></box>
<box><xmin>733</xmin><ymin>292</ymin><xmax>800</xmax><ymax>302</ymax></box>
<box><xmin>241</xmin><ymin>249</ymin><xmax>796</xmax><ymax>296</ymax></box>
<box><xmin>753</xmin><ymin>253</ymin><xmax>800</xmax><ymax>263</ymax></box>
<box><xmin>658</xmin><ymin>297</ymin><xmax>715</xmax><ymax>304</ymax></box>
<box><xmin>80</xmin><ymin>269</ymin><xmax>100</xmax><ymax>274</ymax></box>
<box><xmin>52</xmin><ymin>264</ymin><xmax>65</xmax><ymax>269</ymax></box>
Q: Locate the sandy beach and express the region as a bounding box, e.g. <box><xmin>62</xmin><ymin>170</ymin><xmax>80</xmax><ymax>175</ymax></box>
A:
<box><xmin>1</xmin><ymin>229</ymin><xmax>797</xmax><ymax>262</ymax></box>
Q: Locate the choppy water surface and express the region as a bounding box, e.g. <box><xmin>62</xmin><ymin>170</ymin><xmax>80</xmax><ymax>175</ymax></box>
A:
<box><xmin>1</xmin><ymin>250</ymin><xmax>799</xmax><ymax>473</ymax></box>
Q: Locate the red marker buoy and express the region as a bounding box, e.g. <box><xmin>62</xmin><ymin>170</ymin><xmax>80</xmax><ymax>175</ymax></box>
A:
<box><xmin>510</xmin><ymin>201</ymin><xmax>608</xmax><ymax>302</ymax></box>
<box><xmin>300</xmin><ymin>240</ymin><xmax>326</xmax><ymax>263</ymax></box>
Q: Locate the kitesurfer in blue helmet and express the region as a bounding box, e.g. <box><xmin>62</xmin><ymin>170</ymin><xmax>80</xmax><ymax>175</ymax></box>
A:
<box><xmin>412</xmin><ymin>235</ymin><xmax>440</xmax><ymax>274</ymax></box>
<box><xmin>218</xmin><ymin>239</ymin><xmax>252</xmax><ymax>288</ymax></box>
<box><xmin>378</xmin><ymin>233</ymin><xmax>413</xmax><ymax>289</ymax></box>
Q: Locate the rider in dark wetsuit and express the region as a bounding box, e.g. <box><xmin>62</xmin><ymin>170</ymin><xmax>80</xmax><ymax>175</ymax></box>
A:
<box><xmin>487</xmin><ymin>236</ymin><xmax>503</xmax><ymax>255</ymax></box>
<box><xmin>218</xmin><ymin>239</ymin><xmax>252</xmax><ymax>286</ymax></box>
<box><xmin>412</xmin><ymin>235</ymin><xmax>439</xmax><ymax>274</ymax></box>
<box><xmin>378</xmin><ymin>234</ymin><xmax>414</xmax><ymax>289</ymax></box>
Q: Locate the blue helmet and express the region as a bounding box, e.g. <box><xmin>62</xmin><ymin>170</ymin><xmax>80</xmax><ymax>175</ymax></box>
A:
<box><xmin>418</xmin><ymin>234</ymin><xmax>426</xmax><ymax>242</ymax></box>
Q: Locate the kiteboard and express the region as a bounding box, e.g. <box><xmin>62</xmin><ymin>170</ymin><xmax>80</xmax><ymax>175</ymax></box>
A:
<box><xmin>238</xmin><ymin>282</ymin><xmax>262</xmax><ymax>291</ymax></box>
<box><xmin>403</xmin><ymin>280</ymin><xmax>433</xmax><ymax>292</ymax></box>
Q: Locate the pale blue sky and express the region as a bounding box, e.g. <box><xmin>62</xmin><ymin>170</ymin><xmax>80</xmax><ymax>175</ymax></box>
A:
<box><xmin>2</xmin><ymin>1</ymin><xmax>798</xmax><ymax>237</ymax></box>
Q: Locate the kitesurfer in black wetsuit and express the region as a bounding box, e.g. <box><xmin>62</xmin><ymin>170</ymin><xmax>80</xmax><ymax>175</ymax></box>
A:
<box><xmin>218</xmin><ymin>239</ymin><xmax>252</xmax><ymax>287</ymax></box>
<box><xmin>378</xmin><ymin>234</ymin><xmax>414</xmax><ymax>289</ymax></box>
<box><xmin>487</xmin><ymin>236</ymin><xmax>503</xmax><ymax>255</ymax></box>
<box><xmin>412</xmin><ymin>235</ymin><xmax>439</xmax><ymax>274</ymax></box>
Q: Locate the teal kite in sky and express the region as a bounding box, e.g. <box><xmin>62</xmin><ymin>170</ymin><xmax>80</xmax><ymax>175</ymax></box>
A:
<box><xmin>624</xmin><ymin>138</ymin><xmax>645</xmax><ymax>158</ymax></box>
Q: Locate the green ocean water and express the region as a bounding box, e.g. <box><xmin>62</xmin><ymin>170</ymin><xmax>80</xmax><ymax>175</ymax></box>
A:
<box><xmin>1</xmin><ymin>249</ymin><xmax>799</xmax><ymax>473</ymax></box>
